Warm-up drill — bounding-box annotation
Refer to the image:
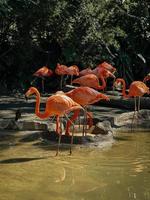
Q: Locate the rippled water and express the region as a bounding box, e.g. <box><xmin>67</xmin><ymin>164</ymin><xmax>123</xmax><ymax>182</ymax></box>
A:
<box><xmin>0</xmin><ymin>131</ymin><xmax>150</xmax><ymax>200</ymax></box>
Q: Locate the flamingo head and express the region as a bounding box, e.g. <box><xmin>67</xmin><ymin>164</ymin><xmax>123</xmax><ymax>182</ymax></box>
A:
<box><xmin>25</xmin><ymin>87</ymin><xmax>38</xmax><ymax>100</ymax></box>
<box><xmin>143</xmin><ymin>74</ymin><xmax>150</xmax><ymax>83</ymax></box>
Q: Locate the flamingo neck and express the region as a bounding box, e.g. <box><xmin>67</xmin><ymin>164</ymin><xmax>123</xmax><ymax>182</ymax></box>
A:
<box><xmin>118</xmin><ymin>79</ymin><xmax>128</xmax><ymax>97</ymax></box>
<box><xmin>98</xmin><ymin>75</ymin><xmax>106</xmax><ymax>90</ymax></box>
<box><xmin>34</xmin><ymin>89</ymin><xmax>49</xmax><ymax>119</ymax></box>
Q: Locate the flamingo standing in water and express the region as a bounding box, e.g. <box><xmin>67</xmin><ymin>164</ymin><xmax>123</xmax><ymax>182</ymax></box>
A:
<box><xmin>25</xmin><ymin>87</ymin><xmax>84</xmax><ymax>155</ymax></box>
<box><xmin>33</xmin><ymin>66</ymin><xmax>53</xmax><ymax>93</ymax></box>
<box><xmin>65</xmin><ymin>86</ymin><xmax>110</xmax><ymax>135</ymax></box>
<box><xmin>114</xmin><ymin>78</ymin><xmax>149</xmax><ymax>126</ymax></box>
<box><xmin>72</xmin><ymin>74</ymin><xmax>107</xmax><ymax>90</ymax></box>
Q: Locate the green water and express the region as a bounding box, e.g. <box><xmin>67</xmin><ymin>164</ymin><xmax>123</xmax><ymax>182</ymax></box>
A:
<box><xmin>0</xmin><ymin>131</ymin><xmax>150</xmax><ymax>200</ymax></box>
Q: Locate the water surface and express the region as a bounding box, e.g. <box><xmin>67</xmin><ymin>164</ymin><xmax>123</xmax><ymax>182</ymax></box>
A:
<box><xmin>0</xmin><ymin>131</ymin><xmax>150</xmax><ymax>200</ymax></box>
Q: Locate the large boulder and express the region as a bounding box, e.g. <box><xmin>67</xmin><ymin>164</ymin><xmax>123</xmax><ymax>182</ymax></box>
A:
<box><xmin>113</xmin><ymin>109</ymin><xmax>150</xmax><ymax>132</ymax></box>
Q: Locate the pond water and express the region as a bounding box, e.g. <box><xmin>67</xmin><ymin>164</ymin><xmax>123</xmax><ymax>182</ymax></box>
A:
<box><xmin>0</xmin><ymin>131</ymin><xmax>150</xmax><ymax>200</ymax></box>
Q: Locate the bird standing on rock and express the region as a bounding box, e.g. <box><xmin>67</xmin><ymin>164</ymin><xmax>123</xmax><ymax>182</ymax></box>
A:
<box><xmin>25</xmin><ymin>87</ymin><xmax>84</xmax><ymax>155</ymax></box>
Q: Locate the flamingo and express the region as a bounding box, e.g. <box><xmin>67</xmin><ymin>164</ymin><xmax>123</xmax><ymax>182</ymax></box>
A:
<box><xmin>65</xmin><ymin>65</ymin><xmax>79</xmax><ymax>85</ymax></box>
<box><xmin>65</xmin><ymin>86</ymin><xmax>110</xmax><ymax>135</ymax></box>
<box><xmin>33</xmin><ymin>66</ymin><xmax>53</xmax><ymax>93</ymax></box>
<box><xmin>92</xmin><ymin>67</ymin><xmax>115</xmax><ymax>79</ymax></box>
<box><xmin>96</xmin><ymin>61</ymin><xmax>116</xmax><ymax>73</ymax></box>
<box><xmin>92</xmin><ymin>67</ymin><xmax>116</xmax><ymax>90</ymax></box>
<box><xmin>79</xmin><ymin>66</ymin><xmax>116</xmax><ymax>90</ymax></box>
<box><xmin>79</xmin><ymin>67</ymin><xmax>93</xmax><ymax>76</ymax></box>
<box><xmin>93</xmin><ymin>63</ymin><xmax>116</xmax><ymax>90</ymax></box>
<box><xmin>25</xmin><ymin>87</ymin><xmax>84</xmax><ymax>155</ymax></box>
<box><xmin>55</xmin><ymin>63</ymin><xmax>68</xmax><ymax>89</ymax></box>
<box><xmin>114</xmin><ymin>78</ymin><xmax>149</xmax><ymax>126</ymax></box>
<box><xmin>72</xmin><ymin>74</ymin><xmax>107</xmax><ymax>90</ymax></box>
<box><xmin>143</xmin><ymin>73</ymin><xmax>150</xmax><ymax>83</ymax></box>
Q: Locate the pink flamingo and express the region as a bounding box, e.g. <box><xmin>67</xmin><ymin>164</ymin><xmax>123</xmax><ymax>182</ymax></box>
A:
<box><xmin>65</xmin><ymin>65</ymin><xmax>79</xmax><ymax>85</ymax></box>
<box><xmin>55</xmin><ymin>63</ymin><xmax>68</xmax><ymax>89</ymax></box>
<box><xmin>72</xmin><ymin>74</ymin><xmax>107</xmax><ymax>90</ymax></box>
<box><xmin>65</xmin><ymin>86</ymin><xmax>110</xmax><ymax>135</ymax></box>
<box><xmin>25</xmin><ymin>87</ymin><xmax>84</xmax><ymax>155</ymax></box>
<box><xmin>33</xmin><ymin>66</ymin><xmax>53</xmax><ymax>93</ymax></box>
<box><xmin>114</xmin><ymin>78</ymin><xmax>149</xmax><ymax>126</ymax></box>
<box><xmin>96</xmin><ymin>61</ymin><xmax>116</xmax><ymax>73</ymax></box>
<box><xmin>79</xmin><ymin>67</ymin><xmax>93</xmax><ymax>76</ymax></box>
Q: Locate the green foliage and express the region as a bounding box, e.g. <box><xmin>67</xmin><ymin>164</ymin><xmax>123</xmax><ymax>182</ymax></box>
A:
<box><xmin>0</xmin><ymin>0</ymin><xmax>150</xmax><ymax>91</ymax></box>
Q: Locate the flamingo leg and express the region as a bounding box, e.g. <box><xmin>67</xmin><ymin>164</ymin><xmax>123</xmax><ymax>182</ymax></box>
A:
<box><xmin>86</xmin><ymin>111</ymin><xmax>93</xmax><ymax>128</ymax></box>
<box><xmin>56</xmin><ymin>117</ymin><xmax>62</xmax><ymax>156</ymax></box>
<box><xmin>104</xmin><ymin>79</ymin><xmax>107</xmax><ymax>92</ymax></box>
<box><xmin>70</xmin><ymin>75</ymin><xmax>73</xmax><ymax>85</ymax></box>
<box><xmin>42</xmin><ymin>77</ymin><xmax>45</xmax><ymax>93</ymax></box>
<box><xmin>65</xmin><ymin>114</ymin><xmax>75</xmax><ymax>155</ymax></box>
<box><xmin>138</xmin><ymin>96</ymin><xmax>141</xmax><ymax>113</ymax></box>
<box><xmin>83</xmin><ymin>106</ymin><xmax>93</xmax><ymax>132</ymax></box>
<box><xmin>56</xmin><ymin>115</ymin><xmax>61</xmax><ymax>134</ymax></box>
<box><xmin>131</xmin><ymin>97</ymin><xmax>137</xmax><ymax>131</ymax></box>
<box><xmin>60</xmin><ymin>75</ymin><xmax>64</xmax><ymax>89</ymax></box>
<box><xmin>112</xmin><ymin>77</ymin><xmax>116</xmax><ymax>91</ymax></box>
<box><xmin>65</xmin><ymin>109</ymin><xmax>80</xmax><ymax>136</ymax></box>
<box><xmin>82</xmin><ymin>107</ymin><xmax>88</xmax><ymax>137</ymax></box>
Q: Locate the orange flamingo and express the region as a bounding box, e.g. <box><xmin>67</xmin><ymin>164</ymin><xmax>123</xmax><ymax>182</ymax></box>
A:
<box><xmin>55</xmin><ymin>63</ymin><xmax>68</xmax><ymax>89</ymax></box>
<box><xmin>93</xmin><ymin>65</ymin><xmax>116</xmax><ymax>90</ymax></box>
<box><xmin>25</xmin><ymin>87</ymin><xmax>84</xmax><ymax>155</ymax></box>
<box><xmin>96</xmin><ymin>61</ymin><xmax>116</xmax><ymax>73</ymax></box>
<box><xmin>114</xmin><ymin>78</ymin><xmax>149</xmax><ymax>125</ymax></box>
<box><xmin>92</xmin><ymin>67</ymin><xmax>115</xmax><ymax>79</ymax></box>
<box><xmin>65</xmin><ymin>86</ymin><xmax>110</xmax><ymax>135</ymax></box>
<box><xmin>72</xmin><ymin>74</ymin><xmax>107</xmax><ymax>90</ymax></box>
<box><xmin>79</xmin><ymin>67</ymin><xmax>93</xmax><ymax>76</ymax></box>
<box><xmin>79</xmin><ymin>66</ymin><xmax>115</xmax><ymax>90</ymax></box>
<box><xmin>33</xmin><ymin>66</ymin><xmax>53</xmax><ymax>93</ymax></box>
<box><xmin>65</xmin><ymin>65</ymin><xmax>79</xmax><ymax>85</ymax></box>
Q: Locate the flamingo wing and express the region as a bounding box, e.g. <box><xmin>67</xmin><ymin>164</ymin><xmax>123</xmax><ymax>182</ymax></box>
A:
<box><xmin>129</xmin><ymin>81</ymin><xmax>149</xmax><ymax>97</ymax></box>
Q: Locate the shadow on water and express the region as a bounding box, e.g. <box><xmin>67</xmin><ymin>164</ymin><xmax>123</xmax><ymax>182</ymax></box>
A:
<box><xmin>19</xmin><ymin>132</ymin><xmax>41</xmax><ymax>142</ymax></box>
<box><xmin>0</xmin><ymin>157</ymin><xmax>47</xmax><ymax>164</ymax></box>
<box><xmin>113</xmin><ymin>135</ymin><xmax>133</xmax><ymax>141</ymax></box>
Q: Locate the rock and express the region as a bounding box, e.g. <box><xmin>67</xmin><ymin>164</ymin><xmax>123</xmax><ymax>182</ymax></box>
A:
<box><xmin>91</xmin><ymin>120</ymin><xmax>113</xmax><ymax>135</ymax></box>
<box><xmin>114</xmin><ymin>109</ymin><xmax>150</xmax><ymax>127</ymax></box>
<box><xmin>0</xmin><ymin>119</ymin><xmax>48</xmax><ymax>131</ymax></box>
<box><xmin>19</xmin><ymin>121</ymin><xmax>48</xmax><ymax>131</ymax></box>
<box><xmin>113</xmin><ymin>109</ymin><xmax>150</xmax><ymax>132</ymax></box>
<box><xmin>47</xmin><ymin>122</ymin><xmax>64</xmax><ymax>133</ymax></box>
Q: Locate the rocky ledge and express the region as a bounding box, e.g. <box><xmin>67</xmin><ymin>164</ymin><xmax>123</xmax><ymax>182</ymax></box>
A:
<box><xmin>0</xmin><ymin>109</ymin><xmax>150</xmax><ymax>148</ymax></box>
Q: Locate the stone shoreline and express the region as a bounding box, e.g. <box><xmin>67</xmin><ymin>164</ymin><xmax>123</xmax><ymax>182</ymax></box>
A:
<box><xmin>0</xmin><ymin>93</ymin><xmax>150</xmax><ymax>147</ymax></box>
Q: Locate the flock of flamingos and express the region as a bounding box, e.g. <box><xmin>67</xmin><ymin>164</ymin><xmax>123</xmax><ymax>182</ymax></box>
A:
<box><xmin>25</xmin><ymin>62</ymin><xmax>150</xmax><ymax>155</ymax></box>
